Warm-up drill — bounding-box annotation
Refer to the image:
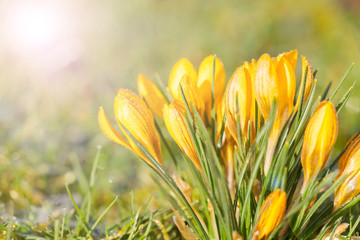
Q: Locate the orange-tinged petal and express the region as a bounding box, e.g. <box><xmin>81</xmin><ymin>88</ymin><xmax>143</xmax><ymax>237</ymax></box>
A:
<box><xmin>254</xmin><ymin>54</ymin><xmax>278</xmax><ymax>121</ymax></box>
<box><xmin>114</xmin><ymin>89</ymin><xmax>162</xmax><ymax>165</ymax></box>
<box><xmin>255</xmin><ymin>53</ymin><xmax>296</xmax><ymax>175</ymax></box>
<box><xmin>301</xmin><ymin>101</ymin><xmax>338</xmax><ymax>192</ymax></box>
<box><xmin>98</xmin><ymin>107</ymin><xmax>130</xmax><ymax>148</ymax></box>
<box><xmin>275</xmin><ymin>54</ymin><xmax>296</xmax><ymax>112</ymax></box>
<box><xmin>254</xmin><ymin>189</ymin><xmax>287</xmax><ymax>240</ymax></box>
<box><xmin>334</xmin><ymin>170</ymin><xmax>360</xmax><ymax>210</ymax></box>
<box><xmin>225</xmin><ymin>66</ymin><xmax>254</xmax><ymax>145</ymax></box>
<box><xmin>137</xmin><ymin>74</ymin><xmax>167</xmax><ymax>118</ymax></box>
<box><xmin>295</xmin><ymin>55</ymin><xmax>314</xmax><ymax>110</ymax></box>
<box><xmin>300</xmin><ymin>55</ymin><xmax>314</xmax><ymax>102</ymax></box>
<box><xmin>284</xmin><ymin>49</ymin><xmax>298</xmax><ymax>70</ymax></box>
<box><xmin>334</xmin><ymin>133</ymin><xmax>360</xmax><ymax>210</ymax></box>
<box><xmin>169</xmin><ymin>58</ymin><xmax>197</xmax><ymax>100</ymax></box>
<box><xmin>338</xmin><ymin>133</ymin><xmax>360</xmax><ymax>174</ymax></box>
<box><xmin>163</xmin><ymin>100</ymin><xmax>201</xmax><ymax>170</ymax></box>
<box><xmin>198</xmin><ymin>55</ymin><xmax>226</xmax><ymax>119</ymax></box>
<box><xmin>179</xmin><ymin>75</ymin><xmax>205</xmax><ymax>120</ymax></box>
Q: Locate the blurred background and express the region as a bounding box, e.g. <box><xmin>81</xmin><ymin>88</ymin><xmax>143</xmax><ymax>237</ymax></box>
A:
<box><xmin>0</xmin><ymin>0</ymin><xmax>359</xmax><ymax>222</ymax></box>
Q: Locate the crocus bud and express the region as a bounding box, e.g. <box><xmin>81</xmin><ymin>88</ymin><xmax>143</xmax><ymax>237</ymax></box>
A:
<box><xmin>137</xmin><ymin>74</ymin><xmax>168</xmax><ymax>118</ymax></box>
<box><xmin>169</xmin><ymin>58</ymin><xmax>197</xmax><ymax>100</ymax></box>
<box><xmin>197</xmin><ymin>55</ymin><xmax>226</xmax><ymax>120</ymax></box>
<box><xmin>163</xmin><ymin>100</ymin><xmax>201</xmax><ymax>170</ymax></box>
<box><xmin>334</xmin><ymin>133</ymin><xmax>360</xmax><ymax>210</ymax></box>
<box><xmin>295</xmin><ymin>55</ymin><xmax>314</xmax><ymax>110</ymax></box>
<box><xmin>301</xmin><ymin>101</ymin><xmax>338</xmax><ymax>193</ymax></box>
<box><xmin>98</xmin><ymin>89</ymin><xmax>162</xmax><ymax>166</ymax></box>
<box><xmin>179</xmin><ymin>75</ymin><xmax>205</xmax><ymax>120</ymax></box>
<box><xmin>225</xmin><ymin>66</ymin><xmax>254</xmax><ymax>145</ymax></box>
<box><xmin>253</xmin><ymin>189</ymin><xmax>287</xmax><ymax>240</ymax></box>
<box><xmin>254</xmin><ymin>52</ymin><xmax>296</xmax><ymax>175</ymax></box>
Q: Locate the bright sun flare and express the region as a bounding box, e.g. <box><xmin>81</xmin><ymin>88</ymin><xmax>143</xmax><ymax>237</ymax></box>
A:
<box><xmin>5</xmin><ymin>1</ymin><xmax>68</xmax><ymax>54</ymax></box>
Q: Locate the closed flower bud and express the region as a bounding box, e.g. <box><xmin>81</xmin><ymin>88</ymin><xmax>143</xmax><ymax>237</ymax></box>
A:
<box><xmin>254</xmin><ymin>52</ymin><xmax>296</xmax><ymax>175</ymax></box>
<box><xmin>301</xmin><ymin>101</ymin><xmax>338</xmax><ymax>193</ymax></box>
<box><xmin>137</xmin><ymin>74</ymin><xmax>168</xmax><ymax>118</ymax></box>
<box><xmin>197</xmin><ymin>55</ymin><xmax>226</xmax><ymax>120</ymax></box>
<box><xmin>98</xmin><ymin>89</ymin><xmax>162</xmax><ymax>166</ymax></box>
<box><xmin>253</xmin><ymin>189</ymin><xmax>287</xmax><ymax>240</ymax></box>
<box><xmin>295</xmin><ymin>55</ymin><xmax>314</xmax><ymax>110</ymax></box>
<box><xmin>169</xmin><ymin>58</ymin><xmax>198</xmax><ymax>100</ymax></box>
<box><xmin>163</xmin><ymin>100</ymin><xmax>201</xmax><ymax>170</ymax></box>
<box><xmin>334</xmin><ymin>133</ymin><xmax>360</xmax><ymax>210</ymax></box>
<box><xmin>225</xmin><ymin>66</ymin><xmax>254</xmax><ymax>145</ymax></box>
<box><xmin>179</xmin><ymin>75</ymin><xmax>205</xmax><ymax>120</ymax></box>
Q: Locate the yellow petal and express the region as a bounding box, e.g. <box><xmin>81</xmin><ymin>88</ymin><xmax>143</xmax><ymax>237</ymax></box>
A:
<box><xmin>225</xmin><ymin>66</ymin><xmax>254</xmax><ymax>145</ymax></box>
<box><xmin>334</xmin><ymin>133</ymin><xmax>360</xmax><ymax>210</ymax></box>
<box><xmin>334</xmin><ymin>171</ymin><xmax>360</xmax><ymax>210</ymax></box>
<box><xmin>179</xmin><ymin>75</ymin><xmax>205</xmax><ymax>121</ymax></box>
<box><xmin>98</xmin><ymin>107</ymin><xmax>130</xmax><ymax>148</ymax></box>
<box><xmin>197</xmin><ymin>55</ymin><xmax>226</xmax><ymax>119</ymax></box>
<box><xmin>163</xmin><ymin>100</ymin><xmax>201</xmax><ymax>170</ymax></box>
<box><xmin>284</xmin><ymin>49</ymin><xmax>298</xmax><ymax>70</ymax></box>
<box><xmin>114</xmin><ymin>89</ymin><xmax>162</xmax><ymax>165</ymax></box>
<box><xmin>275</xmin><ymin>54</ymin><xmax>296</xmax><ymax>113</ymax></box>
<box><xmin>137</xmin><ymin>74</ymin><xmax>168</xmax><ymax>118</ymax></box>
<box><xmin>295</xmin><ymin>55</ymin><xmax>314</xmax><ymax>110</ymax></box>
<box><xmin>301</xmin><ymin>101</ymin><xmax>338</xmax><ymax>192</ymax></box>
<box><xmin>169</xmin><ymin>58</ymin><xmax>197</xmax><ymax>100</ymax></box>
<box><xmin>255</xmin><ymin>53</ymin><xmax>296</xmax><ymax>176</ymax></box>
<box><xmin>301</xmin><ymin>55</ymin><xmax>314</xmax><ymax>102</ymax></box>
<box><xmin>254</xmin><ymin>189</ymin><xmax>287</xmax><ymax>240</ymax></box>
<box><xmin>254</xmin><ymin>54</ymin><xmax>278</xmax><ymax>121</ymax></box>
<box><xmin>338</xmin><ymin>133</ymin><xmax>360</xmax><ymax>174</ymax></box>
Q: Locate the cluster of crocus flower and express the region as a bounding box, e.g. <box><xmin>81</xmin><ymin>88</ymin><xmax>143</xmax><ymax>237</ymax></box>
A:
<box><xmin>98</xmin><ymin>50</ymin><xmax>359</xmax><ymax>239</ymax></box>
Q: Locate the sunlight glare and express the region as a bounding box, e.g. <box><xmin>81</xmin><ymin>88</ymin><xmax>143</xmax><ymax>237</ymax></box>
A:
<box><xmin>5</xmin><ymin>1</ymin><xmax>68</xmax><ymax>54</ymax></box>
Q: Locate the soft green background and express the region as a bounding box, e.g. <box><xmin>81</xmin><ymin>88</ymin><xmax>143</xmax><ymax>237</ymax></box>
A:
<box><xmin>0</xmin><ymin>0</ymin><xmax>359</xmax><ymax>219</ymax></box>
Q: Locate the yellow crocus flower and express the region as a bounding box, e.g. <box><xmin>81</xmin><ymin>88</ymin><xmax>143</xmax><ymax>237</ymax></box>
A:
<box><xmin>334</xmin><ymin>133</ymin><xmax>360</xmax><ymax>210</ymax></box>
<box><xmin>137</xmin><ymin>74</ymin><xmax>168</xmax><ymax>118</ymax></box>
<box><xmin>98</xmin><ymin>89</ymin><xmax>162</xmax><ymax>166</ymax></box>
<box><xmin>225</xmin><ymin>65</ymin><xmax>254</xmax><ymax>145</ymax></box>
<box><xmin>197</xmin><ymin>55</ymin><xmax>226</xmax><ymax>120</ymax></box>
<box><xmin>168</xmin><ymin>58</ymin><xmax>205</xmax><ymax>120</ymax></box>
<box><xmin>300</xmin><ymin>101</ymin><xmax>338</xmax><ymax>193</ymax></box>
<box><xmin>295</xmin><ymin>55</ymin><xmax>314</xmax><ymax>110</ymax></box>
<box><xmin>253</xmin><ymin>189</ymin><xmax>287</xmax><ymax>240</ymax></box>
<box><xmin>179</xmin><ymin>75</ymin><xmax>205</xmax><ymax>120</ymax></box>
<box><xmin>254</xmin><ymin>51</ymin><xmax>297</xmax><ymax>175</ymax></box>
<box><xmin>168</xmin><ymin>58</ymin><xmax>198</xmax><ymax>100</ymax></box>
<box><xmin>163</xmin><ymin>100</ymin><xmax>201</xmax><ymax>170</ymax></box>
